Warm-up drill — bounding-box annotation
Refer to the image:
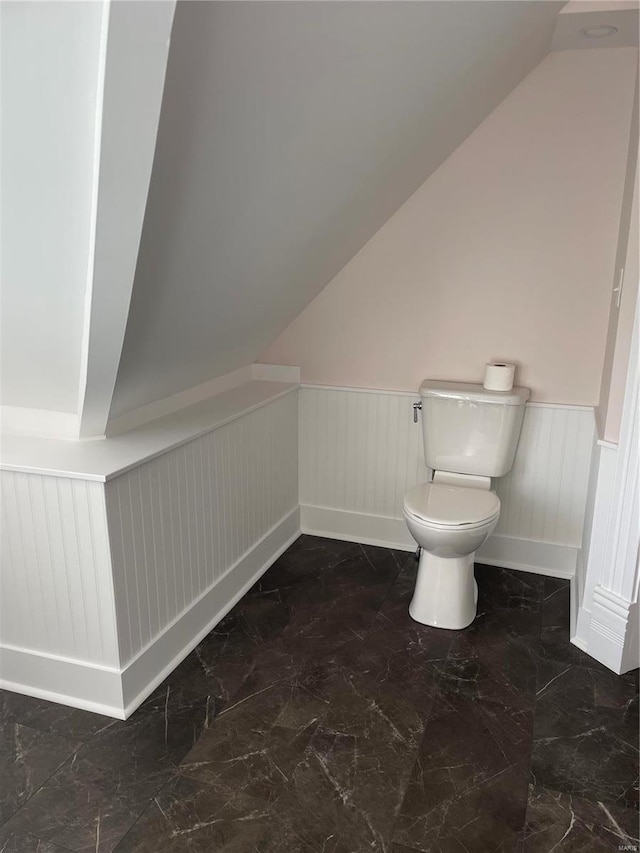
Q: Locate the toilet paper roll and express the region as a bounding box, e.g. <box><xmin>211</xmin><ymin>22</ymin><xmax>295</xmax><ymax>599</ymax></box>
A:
<box><xmin>483</xmin><ymin>362</ymin><xmax>515</xmax><ymax>391</ymax></box>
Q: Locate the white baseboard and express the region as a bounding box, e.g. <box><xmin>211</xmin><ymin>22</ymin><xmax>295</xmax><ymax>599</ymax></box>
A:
<box><xmin>121</xmin><ymin>507</ymin><xmax>300</xmax><ymax>716</ymax></box>
<box><xmin>0</xmin><ymin>646</ymin><xmax>125</xmax><ymax>718</ymax></box>
<box><xmin>300</xmin><ymin>504</ymin><xmax>576</xmax><ymax>578</ymax></box>
<box><xmin>573</xmin><ymin>600</ymin><xmax>592</xmax><ymax>653</ymax></box>
<box><xmin>476</xmin><ymin>532</ymin><xmax>576</xmax><ymax>579</ymax></box>
<box><xmin>620</xmin><ymin>600</ymin><xmax>639</xmax><ymax>673</ymax></box>
<box><xmin>588</xmin><ymin>585</ymin><xmax>639</xmax><ymax>675</ymax></box>
<box><xmin>0</xmin><ymin>509</ymin><xmax>300</xmax><ymax>719</ymax></box>
<box><xmin>301</xmin><ymin>505</ymin><xmax>416</xmax><ymax>551</ymax></box>
<box><xmin>570</xmin><ymin>572</ymin><xmax>590</xmax><ymax>653</ymax></box>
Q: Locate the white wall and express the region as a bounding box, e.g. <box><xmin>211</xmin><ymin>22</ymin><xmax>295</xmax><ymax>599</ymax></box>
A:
<box><xmin>0</xmin><ymin>1</ymin><xmax>107</xmax><ymax>413</ymax></box>
<box><xmin>110</xmin><ymin>0</ymin><xmax>563</xmax><ymax>420</ymax></box>
<box><xmin>261</xmin><ymin>48</ymin><xmax>637</xmax><ymax>407</ymax></box>
<box><xmin>76</xmin><ymin>0</ymin><xmax>176</xmax><ymax>438</ymax></box>
<box><xmin>0</xmin><ymin>0</ymin><xmax>175</xmax><ymax>440</ymax></box>
<box><xmin>597</xmin><ymin>110</ymin><xmax>639</xmax><ymax>443</ymax></box>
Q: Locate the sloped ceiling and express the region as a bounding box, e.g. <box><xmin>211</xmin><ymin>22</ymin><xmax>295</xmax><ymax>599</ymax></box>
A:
<box><xmin>111</xmin><ymin>0</ymin><xmax>564</xmax><ymax>419</ymax></box>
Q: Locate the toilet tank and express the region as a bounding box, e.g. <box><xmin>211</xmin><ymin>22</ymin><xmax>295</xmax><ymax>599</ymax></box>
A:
<box><xmin>419</xmin><ymin>380</ymin><xmax>530</xmax><ymax>478</ymax></box>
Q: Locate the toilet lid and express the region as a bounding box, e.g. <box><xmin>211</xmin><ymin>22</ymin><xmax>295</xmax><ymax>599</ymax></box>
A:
<box><xmin>403</xmin><ymin>483</ymin><xmax>500</xmax><ymax>527</ymax></box>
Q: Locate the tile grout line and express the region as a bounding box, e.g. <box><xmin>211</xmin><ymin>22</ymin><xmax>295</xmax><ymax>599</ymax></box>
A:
<box><xmin>0</xmin><ymin>722</ymin><xmax>83</xmax><ymax>833</ymax></box>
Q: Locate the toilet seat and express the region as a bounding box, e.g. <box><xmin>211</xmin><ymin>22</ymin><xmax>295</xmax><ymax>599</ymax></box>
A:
<box><xmin>403</xmin><ymin>482</ymin><xmax>500</xmax><ymax>530</ymax></box>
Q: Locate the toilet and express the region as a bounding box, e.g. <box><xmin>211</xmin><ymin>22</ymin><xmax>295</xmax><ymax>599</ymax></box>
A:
<box><xmin>403</xmin><ymin>379</ymin><xmax>530</xmax><ymax>630</ymax></box>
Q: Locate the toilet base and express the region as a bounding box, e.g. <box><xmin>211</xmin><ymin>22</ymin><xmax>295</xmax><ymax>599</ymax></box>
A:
<box><xmin>408</xmin><ymin>550</ymin><xmax>477</xmax><ymax>630</ymax></box>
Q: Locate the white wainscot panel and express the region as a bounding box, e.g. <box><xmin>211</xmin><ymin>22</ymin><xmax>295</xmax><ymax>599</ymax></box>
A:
<box><xmin>299</xmin><ymin>386</ymin><xmax>425</xmax><ymax>517</ymax></box>
<box><xmin>0</xmin><ymin>471</ymin><xmax>119</xmax><ymax>667</ymax></box>
<box><xmin>105</xmin><ymin>390</ymin><xmax>299</xmax><ymax>674</ymax></box>
<box><xmin>299</xmin><ymin>387</ymin><xmax>595</xmax><ymax>577</ymax></box>
<box><xmin>493</xmin><ymin>405</ymin><xmax>596</xmax><ymax>547</ymax></box>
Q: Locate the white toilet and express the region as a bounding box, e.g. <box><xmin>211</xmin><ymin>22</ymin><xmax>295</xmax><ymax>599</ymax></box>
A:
<box><xmin>403</xmin><ymin>380</ymin><xmax>530</xmax><ymax>630</ymax></box>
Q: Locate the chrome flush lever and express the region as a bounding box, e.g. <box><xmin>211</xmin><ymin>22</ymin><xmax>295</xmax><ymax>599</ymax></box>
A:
<box><xmin>413</xmin><ymin>401</ymin><xmax>422</xmax><ymax>423</ymax></box>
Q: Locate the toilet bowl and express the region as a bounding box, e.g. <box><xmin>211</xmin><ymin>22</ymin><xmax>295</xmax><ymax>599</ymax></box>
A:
<box><xmin>403</xmin><ymin>482</ymin><xmax>500</xmax><ymax>629</ymax></box>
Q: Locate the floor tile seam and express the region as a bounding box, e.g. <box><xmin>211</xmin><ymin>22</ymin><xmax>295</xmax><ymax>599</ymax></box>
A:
<box><xmin>526</xmin><ymin>633</ymin><xmax>547</xmax><ymax>787</ymax></box>
<box><xmin>33</xmin><ymin>832</ymin><xmax>78</xmax><ymax>853</ymax></box>
<box><xmin>210</xmin><ymin>661</ymin><xmax>271</xmax><ymax>715</ymax></box>
<box><xmin>176</xmin><ymin>738</ymin><xmax>347</xmax><ymax>804</ymax></box>
<box><xmin>1</xmin><ymin>830</ymin><xmax>77</xmax><ymax>853</ymax></box>
<box><xmin>520</xmin><ymin>783</ymin><xmax>537</xmax><ymax>850</ymax></box>
<box><xmin>526</xmin><ymin>780</ymin><xmax>640</xmax><ymax>814</ymax></box>
<box><xmin>448</xmin><ymin>624</ymin><xmax>543</xmax><ymax>648</ymax></box>
<box><xmin>174</xmin><ymin>764</ymin><xmax>227</xmax><ymax>786</ymax></box>
<box><xmin>202</xmin><ymin>682</ymin><xmax>297</xmax><ymax>730</ymax></box>
<box><xmin>179</xmin><ymin>729</ymin><xmax>406</xmax><ymax>831</ymax></box>
<box><xmin>391</xmin><ymin>655</ymin><xmax>456</xmax><ymax>821</ymax></box>
<box><xmin>300</xmin><ymin>745</ymin><xmax>402</xmax><ymax>851</ymax></box>
<box><xmin>1</xmin><ymin>711</ymin><xmax>98</xmax><ymax>745</ymax></box>
<box><xmin>473</xmin><ymin>603</ymin><xmax>544</xmax><ymax>623</ymax></box>
<box><xmin>480</xmin><ymin>602</ymin><xmax>544</xmax><ymax>616</ymax></box>
<box><xmin>392</xmin><ymin>764</ymin><xmax>530</xmax><ymax>847</ymax></box>
<box><xmin>436</xmin><ymin>658</ymin><xmax>537</xmax><ymax>716</ymax></box>
<box><xmin>193</xmin><ymin>643</ymin><xmax>261</xmax><ymax>669</ymax></box>
<box><xmin>434</xmin><ymin>688</ymin><xmax>537</xmax><ymax>718</ymax></box>
<box><xmin>285</xmin><ymin>553</ymin><xmax>357</xmax><ymax>575</ymax></box>
<box><xmin>247</xmin><ymin>584</ymin><xmax>294</xmax><ymax>600</ymax></box>
<box><xmin>110</xmin><ymin>771</ymin><xmax>183</xmax><ymax>853</ymax></box>
<box><xmin>444</xmin><ymin>637</ymin><xmax>536</xmax><ymax>659</ymax></box>
<box><xmin>4</xmin><ymin>718</ymin><xmax>83</xmax><ymax>749</ymax></box>
<box><xmin>602</xmin><ymin>728</ymin><xmax>640</xmax><ymax>755</ymax></box>
<box><xmin>0</xmin><ymin>736</ymin><xmax>83</xmax><ymax>831</ymax></box>
<box><xmin>376</xmin><ymin>574</ymin><xmax>408</xmax><ymax>613</ymax></box>
<box><xmin>470</xmin><ymin>708</ymin><xmax>536</xmax><ymax>777</ymax></box>
<box><xmin>526</xmin><ymin>777</ymin><xmax>639</xmax><ymax>816</ymax></box>
<box><xmin>549</xmin><ymin>658</ymin><xmax>640</xmax><ymax>681</ymax></box>
<box><xmin>516</xmin><ymin>693</ymin><xmax>537</xmax><ymax>820</ymax></box>
<box><xmin>357</xmin><ymin>542</ymin><xmax>407</xmax><ymax>584</ymax></box>
<box><xmin>309</xmin><ymin>719</ymin><xmax>424</xmax><ymax>758</ymax></box>
<box><xmin>38</xmin><ymin>724</ymin><xmax>199</xmax><ymax>789</ymax></box>
<box><xmin>523</xmin><ymin>783</ymin><xmax>640</xmax><ymax>844</ymax></box>
<box><xmin>530</xmin><ymin>719</ymin><xmax>640</xmax><ymax>754</ymax></box>
<box><xmin>388</xmin><ymin>776</ymin><xmax>442</xmax><ymax>853</ymax></box>
<box><xmin>388</xmin><ymin>844</ymin><xmax>425</xmax><ymax>853</ymax></box>
<box><xmin>133</xmin><ymin>691</ymin><xmax>225</xmax><ymax>724</ymax></box>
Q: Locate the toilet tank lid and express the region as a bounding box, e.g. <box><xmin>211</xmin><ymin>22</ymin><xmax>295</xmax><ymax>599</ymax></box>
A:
<box><xmin>419</xmin><ymin>380</ymin><xmax>530</xmax><ymax>406</ymax></box>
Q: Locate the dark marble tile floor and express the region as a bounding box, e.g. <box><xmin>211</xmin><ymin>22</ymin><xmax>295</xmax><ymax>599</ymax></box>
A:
<box><xmin>1</xmin><ymin>535</ymin><xmax>638</xmax><ymax>852</ymax></box>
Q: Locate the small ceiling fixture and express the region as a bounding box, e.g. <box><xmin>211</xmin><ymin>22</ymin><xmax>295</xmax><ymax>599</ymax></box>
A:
<box><xmin>579</xmin><ymin>24</ymin><xmax>619</xmax><ymax>38</ymax></box>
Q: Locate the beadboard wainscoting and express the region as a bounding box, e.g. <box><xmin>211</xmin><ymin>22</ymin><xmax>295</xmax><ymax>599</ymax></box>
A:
<box><xmin>0</xmin><ymin>473</ymin><xmax>124</xmax><ymax>710</ymax></box>
<box><xmin>0</xmin><ymin>388</ymin><xmax>299</xmax><ymax>717</ymax></box>
<box><xmin>106</xmin><ymin>390</ymin><xmax>299</xmax><ymax>712</ymax></box>
<box><xmin>299</xmin><ymin>385</ymin><xmax>596</xmax><ymax>578</ymax></box>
